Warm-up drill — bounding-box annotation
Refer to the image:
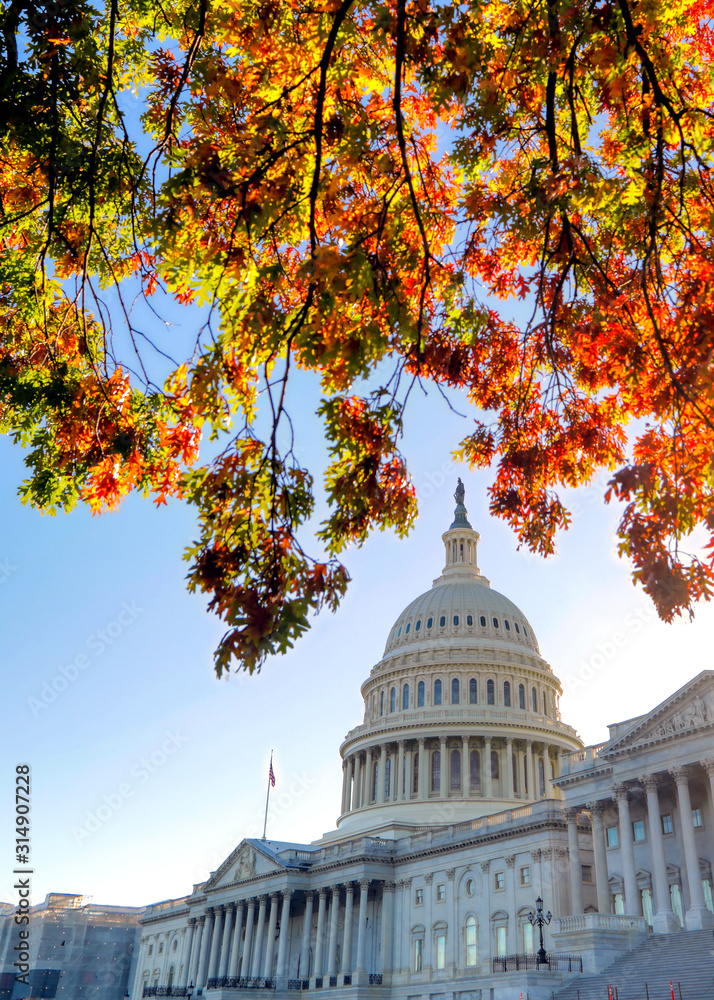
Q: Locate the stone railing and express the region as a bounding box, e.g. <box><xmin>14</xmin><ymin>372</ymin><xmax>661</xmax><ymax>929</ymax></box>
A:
<box><xmin>554</xmin><ymin>913</ymin><xmax>648</xmax><ymax>935</ymax></box>
<box><xmin>342</xmin><ymin>708</ymin><xmax>579</xmax><ymax>744</ymax></box>
<box><xmin>557</xmin><ymin>743</ymin><xmax>609</xmax><ymax>776</ymax></box>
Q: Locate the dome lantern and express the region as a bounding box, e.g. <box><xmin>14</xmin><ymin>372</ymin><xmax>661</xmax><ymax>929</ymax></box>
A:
<box><xmin>434</xmin><ymin>478</ymin><xmax>490</xmax><ymax>588</ymax></box>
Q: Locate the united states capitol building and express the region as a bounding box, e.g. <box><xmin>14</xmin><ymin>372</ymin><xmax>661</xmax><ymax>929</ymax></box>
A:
<box><xmin>132</xmin><ymin>485</ymin><xmax>714</xmax><ymax>1000</ymax></box>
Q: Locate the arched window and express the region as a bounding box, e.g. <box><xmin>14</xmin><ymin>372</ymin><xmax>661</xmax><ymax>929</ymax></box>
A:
<box><xmin>487</xmin><ymin>679</ymin><xmax>495</xmax><ymax>705</ymax></box>
<box><xmin>413</xmin><ymin>751</ymin><xmax>419</xmax><ymax>794</ymax></box>
<box><xmin>427</xmin><ymin>617</ymin><xmax>433</xmax><ymax>628</ymax></box>
<box><xmin>416</xmin><ymin>619</ymin><xmax>421</xmax><ymax>631</ymax></box>
<box><xmin>493</xmin><ymin>617</ymin><xmax>499</xmax><ymax>628</ymax></box>
<box><xmin>432</xmin><ymin>750</ymin><xmax>441</xmax><ymax>792</ymax></box>
<box><xmin>453</xmin><ymin>614</ymin><xmax>459</xmax><ymax>626</ymax></box>
<box><xmin>480</xmin><ymin>615</ymin><xmax>486</xmax><ymax>627</ymax></box>
<box><xmin>167</xmin><ymin>967</ymin><xmax>175</xmax><ymax>988</ymax></box>
<box><xmin>538</xmin><ymin>757</ymin><xmax>545</xmax><ymax>796</ymax></box>
<box><xmin>450</xmin><ymin>749</ymin><xmax>461</xmax><ymax>791</ymax></box>
<box><xmin>467</xmin><ymin>614</ymin><xmax>473</xmax><ymax>626</ymax></box>
<box><xmin>504</xmin><ymin>681</ymin><xmax>511</xmax><ymax>707</ymax></box>
<box><xmin>504</xmin><ymin>619</ymin><xmax>510</xmax><ymax>630</ymax></box>
<box><xmin>380</xmin><ymin>691</ymin><xmax>385</xmax><ymax>715</ymax></box>
<box><xmin>469</xmin><ymin>678</ymin><xmax>478</xmax><ymax>703</ymax></box>
<box><xmin>403</xmin><ymin>684</ymin><xmax>410</xmax><ymax>710</ymax></box>
<box><xmin>515</xmin><ymin>621</ymin><xmax>520</xmax><ymax>633</ymax></box>
<box><xmin>434</xmin><ymin>679</ymin><xmax>442</xmax><ymax>705</ymax></box>
<box><xmin>406</xmin><ymin>622</ymin><xmax>410</xmax><ymax>633</ymax></box>
<box><xmin>385</xmin><ymin>756</ymin><xmax>391</xmax><ymax>798</ymax></box>
<box><xmin>418</xmin><ymin>681</ymin><xmax>425</xmax><ymax>707</ymax></box>
<box><xmin>439</xmin><ymin>615</ymin><xmax>446</xmax><ymax>627</ymax></box>
<box><xmin>465</xmin><ymin>916</ymin><xmax>477</xmax><ymax>966</ymax></box>
<box><xmin>519</xmin><ymin>684</ymin><xmax>525</xmax><ymax>710</ymax></box>
<box><xmin>390</xmin><ymin>687</ymin><xmax>396</xmax><ymax>713</ymax></box>
<box><xmin>532</xmin><ymin>687</ymin><xmax>538</xmax><ymax>712</ymax></box>
<box><xmin>451</xmin><ymin>678</ymin><xmax>460</xmax><ymax>704</ymax></box>
<box><xmin>491</xmin><ymin>750</ymin><xmax>499</xmax><ymax>779</ymax></box>
<box><xmin>470</xmin><ymin>750</ymin><xmax>481</xmax><ymax>791</ymax></box>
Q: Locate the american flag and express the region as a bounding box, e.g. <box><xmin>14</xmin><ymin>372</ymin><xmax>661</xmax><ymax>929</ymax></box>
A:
<box><xmin>269</xmin><ymin>758</ymin><xmax>276</xmax><ymax>787</ymax></box>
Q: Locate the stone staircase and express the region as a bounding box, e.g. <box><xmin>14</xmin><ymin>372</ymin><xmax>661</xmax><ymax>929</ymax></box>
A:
<box><xmin>553</xmin><ymin>931</ymin><xmax>714</xmax><ymax>1000</ymax></box>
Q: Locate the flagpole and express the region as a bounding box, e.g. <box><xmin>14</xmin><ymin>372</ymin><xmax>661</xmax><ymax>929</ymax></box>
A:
<box><xmin>262</xmin><ymin>750</ymin><xmax>274</xmax><ymax>840</ymax></box>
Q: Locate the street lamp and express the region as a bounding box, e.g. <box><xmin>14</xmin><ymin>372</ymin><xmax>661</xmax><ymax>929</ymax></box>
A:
<box><xmin>527</xmin><ymin>896</ymin><xmax>552</xmax><ymax>966</ymax></box>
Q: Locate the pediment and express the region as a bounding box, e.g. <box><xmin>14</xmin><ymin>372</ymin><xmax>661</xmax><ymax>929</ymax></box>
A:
<box><xmin>602</xmin><ymin>670</ymin><xmax>714</xmax><ymax>754</ymax></box>
<box><xmin>203</xmin><ymin>840</ymin><xmax>283</xmax><ymax>892</ymax></box>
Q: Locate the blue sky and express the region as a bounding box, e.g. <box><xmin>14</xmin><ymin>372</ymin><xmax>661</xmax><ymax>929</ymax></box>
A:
<box><xmin>1</xmin><ymin>376</ymin><xmax>713</xmax><ymax>910</ymax></box>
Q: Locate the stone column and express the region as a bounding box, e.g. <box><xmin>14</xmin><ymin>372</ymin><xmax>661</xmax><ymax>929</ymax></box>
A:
<box><xmin>327</xmin><ymin>886</ymin><xmax>341</xmax><ymax>976</ymax></box>
<box><xmin>378</xmin><ymin>744</ymin><xmax>388</xmax><ymax>804</ymax></box>
<box><xmin>180</xmin><ymin>919</ymin><xmax>196</xmax><ymax>988</ymax></box>
<box><xmin>314</xmin><ymin>888</ymin><xmax>328</xmax><ymax>976</ymax></box>
<box><xmin>484</xmin><ymin>737</ymin><xmax>493</xmax><ymax>798</ymax></box>
<box><xmin>418</xmin><ymin>738</ymin><xmax>427</xmax><ymax>799</ymax></box>
<box><xmin>565</xmin><ymin>808</ymin><xmax>584</xmax><ymax>914</ymax></box>
<box><xmin>352</xmin><ymin>754</ymin><xmax>362</xmax><ymax>810</ymax></box>
<box><xmin>219</xmin><ymin>904</ymin><xmax>234</xmax><ymax>979</ymax></box>
<box><xmin>670</xmin><ymin>767</ymin><xmax>714</xmax><ymax>929</ymax></box>
<box><xmin>207</xmin><ymin>906</ymin><xmax>224</xmax><ymax>982</ymax></box>
<box><xmin>196</xmin><ymin>909</ymin><xmax>214</xmax><ymax>987</ymax></box>
<box><xmin>242</xmin><ymin>900</ymin><xmax>256</xmax><ymax>979</ymax></box>
<box><xmin>341</xmin><ymin>760</ymin><xmax>350</xmax><ymax>814</ymax></box>
<box><xmin>397</xmin><ymin>741</ymin><xmax>406</xmax><ymax>800</ymax></box>
<box><xmin>276</xmin><ymin>890</ymin><xmax>292</xmax><ymax>981</ymax></box>
<box><xmin>526</xmin><ymin>741</ymin><xmax>534</xmax><ymax>801</ymax></box>
<box><xmin>299</xmin><ymin>893</ymin><xmax>314</xmax><ymax>980</ymax></box>
<box><xmin>613</xmin><ymin>784</ymin><xmax>640</xmax><ymax>915</ymax></box>
<box><xmin>251</xmin><ymin>896</ymin><xmax>268</xmax><ymax>977</ymax></box>
<box><xmin>364</xmin><ymin>748</ymin><xmax>373</xmax><ymax>805</ymax></box>
<box><xmin>588</xmin><ymin>801</ymin><xmax>611</xmax><ymax>915</ymax></box>
<box><xmin>505</xmin><ymin>738</ymin><xmax>514</xmax><ymax>799</ymax></box>
<box><xmin>263</xmin><ymin>892</ymin><xmax>279</xmax><ymax>978</ymax></box>
<box><xmin>229</xmin><ymin>903</ymin><xmax>245</xmax><ymax>978</ymax></box>
<box><xmin>543</xmin><ymin>746</ymin><xmax>554</xmax><ymax>797</ymax></box>
<box><xmin>342</xmin><ymin>883</ymin><xmax>354</xmax><ymax>973</ymax></box>
<box><xmin>462</xmin><ymin>736</ymin><xmax>470</xmax><ymax>795</ymax></box>
<box><xmin>702</xmin><ymin>758</ymin><xmax>714</xmax><ymax>819</ymax></box>
<box><xmin>355</xmin><ymin>879</ymin><xmax>370</xmax><ymax>972</ymax></box>
<box><xmin>190</xmin><ymin>917</ymin><xmax>204</xmax><ymax>987</ymax></box>
<box><xmin>380</xmin><ymin>882</ymin><xmax>395</xmax><ymax>975</ymax></box>
<box><xmin>640</xmin><ymin>776</ymin><xmax>679</xmax><ymax>932</ymax></box>
<box><xmin>439</xmin><ymin>736</ymin><xmax>447</xmax><ymax>796</ymax></box>
<box><xmin>405</xmin><ymin>744</ymin><xmax>413</xmax><ymax>801</ymax></box>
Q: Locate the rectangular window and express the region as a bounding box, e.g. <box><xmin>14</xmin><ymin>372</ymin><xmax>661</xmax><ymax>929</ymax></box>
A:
<box><xmin>661</xmin><ymin>813</ymin><xmax>673</xmax><ymax>835</ymax></box>
<box><xmin>523</xmin><ymin>922</ymin><xmax>534</xmax><ymax>953</ymax></box>
<box><xmin>606</xmin><ymin>825</ymin><xmax>619</xmax><ymax>847</ymax></box>
<box><xmin>413</xmin><ymin>938</ymin><xmax>423</xmax><ymax>972</ymax></box>
<box><xmin>632</xmin><ymin>819</ymin><xmax>646</xmax><ymax>842</ymax></box>
<box><xmin>519</xmin><ymin>866</ymin><xmax>531</xmax><ymax>886</ymax></box>
<box><xmin>581</xmin><ymin>864</ymin><xmax>593</xmax><ymax>883</ymax></box>
<box><xmin>496</xmin><ymin>926</ymin><xmax>506</xmax><ymax>959</ymax></box>
<box><xmin>435</xmin><ymin>933</ymin><xmax>446</xmax><ymax>970</ymax></box>
<box><xmin>494</xmin><ymin>871</ymin><xmax>505</xmax><ymax>890</ymax></box>
<box><xmin>436</xmin><ymin>883</ymin><xmax>445</xmax><ymax>902</ymax></box>
<box><xmin>415</xmin><ymin>888</ymin><xmax>423</xmax><ymax>905</ymax></box>
<box><xmin>692</xmin><ymin>807</ymin><xmax>703</xmax><ymax>828</ymax></box>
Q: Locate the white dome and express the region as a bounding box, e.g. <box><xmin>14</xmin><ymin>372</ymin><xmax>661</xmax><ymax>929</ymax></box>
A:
<box><xmin>383</xmin><ymin>579</ymin><xmax>540</xmax><ymax>657</ymax></box>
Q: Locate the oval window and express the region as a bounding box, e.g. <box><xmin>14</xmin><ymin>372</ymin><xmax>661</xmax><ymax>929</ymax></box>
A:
<box><xmin>406</xmin><ymin>622</ymin><xmax>411</xmax><ymax>633</ymax></box>
<box><xmin>467</xmin><ymin>614</ymin><xmax>473</xmax><ymax>626</ymax></box>
<box><xmin>465</xmin><ymin>878</ymin><xmax>475</xmax><ymax>896</ymax></box>
<box><xmin>440</xmin><ymin>615</ymin><xmax>446</xmax><ymax>627</ymax></box>
<box><xmin>480</xmin><ymin>615</ymin><xmax>486</xmax><ymax>627</ymax></box>
<box><xmin>427</xmin><ymin>617</ymin><xmax>433</xmax><ymax>628</ymax></box>
<box><xmin>397</xmin><ymin>626</ymin><xmax>402</xmax><ymax>637</ymax></box>
<box><xmin>515</xmin><ymin>622</ymin><xmax>520</xmax><ymax>633</ymax></box>
<box><xmin>493</xmin><ymin>617</ymin><xmax>499</xmax><ymax>628</ymax></box>
<box><xmin>453</xmin><ymin>615</ymin><xmax>459</xmax><ymax>626</ymax></box>
<box><xmin>505</xmin><ymin>619</ymin><xmax>510</xmax><ymax>630</ymax></box>
<box><xmin>416</xmin><ymin>619</ymin><xmax>421</xmax><ymax>631</ymax></box>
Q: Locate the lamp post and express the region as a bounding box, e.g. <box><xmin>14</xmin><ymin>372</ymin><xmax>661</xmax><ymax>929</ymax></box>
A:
<box><xmin>527</xmin><ymin>896</ymin><xmax>552</xmax><ymax>966</ymax></box>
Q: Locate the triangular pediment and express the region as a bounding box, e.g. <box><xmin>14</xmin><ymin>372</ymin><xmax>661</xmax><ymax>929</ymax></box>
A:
<box><xmin>602</xmin><ymin>670</ymin><xmax>714</xmax><ymax>754</ymax></box>
<box><xmin>202</xmin><ymin>840</ymin><xmax>285</xmax><ymax>892</ymax></box>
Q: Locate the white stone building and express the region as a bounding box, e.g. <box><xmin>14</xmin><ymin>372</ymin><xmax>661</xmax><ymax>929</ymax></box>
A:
<box><xmin>132</xmin><ymin>485</ymin><xmax>714</xmax><ymax>1000</ymax></box>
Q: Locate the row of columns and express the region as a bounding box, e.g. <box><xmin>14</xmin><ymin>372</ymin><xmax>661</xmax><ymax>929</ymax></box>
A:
<box><xmin>564</xmin><ymin>762</ymin><xmax>714</xmax><ymax>931</ymax></box>
<box><xmin>341</xmin><ymin>736</ymin><xmax>560</xmax><ymax>812</ymax></box>
<box><xmin>175</xmin><ymin>879</ymin><xmax>389</xmax><ymax>990</ymax></box>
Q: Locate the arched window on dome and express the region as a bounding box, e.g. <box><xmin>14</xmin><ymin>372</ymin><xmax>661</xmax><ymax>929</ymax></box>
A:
<box><xmin>465</xmin><ymin>916</ymin><xmax>478</xmax><ymax>967</ymax></box>
<box><xmin>514</xmin><ymin>622</ymin><xmax>520</xmax><ymax>633</ymax></box>
<box><xmin>538</xmin><ymin>757</ymin><xmax>545</xmax><ymax>797</ymax></box>
<box><xmin>406</xmin><ymin>622</ymin><xmax>411</xmax><ymax>633</ymax></box>
<box><xmin>380</xmin><ymin>691</ymin><xmax>385</xmax><ymax>715</ymax></box>
<box><xmin>432</xmin><ymin>750</ymin><xmax>441</xmax><ymax>792</ymax></box>
<box><xmin>434</xmin><ymin>679</ymin><xmax>442</xmax><ymax>705</ymax></box>
<box><xmin>469</xmin><ymin>678</ymin><xmax>478</xmax><ymax>703</ymax></box>
<box><xmin>519</xmin><ymin>684</ymin><xmax>525</xmax><ymax>710</ymax></box>
<box><xmin>491</xmin><ymin>750</ymin><xmax>499</xmax><ymax>780</ymax></box>
<box><xmin>415</xmin><ymin>619</ymin><xmax>421</xmax><ymax>631</ymax></box>
<box><xmin>413</xmin><ymin>751</ymin><xmax>419</xmax><ymax>794</ymax></box>
<box><xmin>450</xmin><ymin>749</ymin><xmax>461</xmax><ymax>791</ymax></box>
<box><xmin>427</xmin><ymin>617</ymin><xmax>433</xmax><ymax>629</ymax></box>
<box><xmin>467</xmin><ymin>614</ymin><xmax>473</xmax><ymax>626</ymax></box>
<box><xmin>487</xmin><ymin>679</ymin><xmax>495</xmax><ymax>705</ymax></box>
<box><xmin>418</xmin><ymin>681</ymin><xmax>425</xmax><ymax>707</ymax></box>
<box><xmin>453</xmin><ymin>614</ymin><xmax>459</xmax><ymax>626</ymax></box>
<box><xmin>504</xmin><ymin>619</ymin><xmax>510</xmax><ymax>630</ymax></box>
<box><xmin>523</xmin><ymin>626</ymin><xmax>528</xmax><ymax>638</ymax></box>
<box><xmin>503</xmin><ymin>681</ymin><xmax>511</xmax><ymax>707</ymax></box>
<box><xmin>493</xmin><ymin>617</ymin><xmax>499</xmax><ymax>628</ymax></box>
<box><xmin>451</xmin><ymin>678</ymin><xmax>460</xmax><ymax>704</ymax></box>
<box><xmin>439</xmin><ymin>615</ymin><xmax>446</xmax><ymax>627</ymax></box>
<box><xmin>403</xmin><ymin>684</ymin><xmax>409</xmax><ymax>710</ymax></box>
<box><xmin>470</xmin><ymin>750</ymin><xmax>481</xmax><ymax>792</ymax></box>
<box><xmin>532</xmin><ymin>686</ymin><xmax>538</xmax><ymax>712</ymax></box>
<box><xmin>480</xmin><ymin>615</ymin><xmax>486</xmax><ymax>627</ymax></box>
<box><xmin>390</xmin><ymin>687</ymin><xmax>396</xmax><ymax>713</ymax></box>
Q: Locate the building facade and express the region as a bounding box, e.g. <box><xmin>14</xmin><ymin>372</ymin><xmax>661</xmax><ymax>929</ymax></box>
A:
<box><xmin>132</xmin><ymin>485</ymin><xmax>714</xmax><ymax>999</ymax></box>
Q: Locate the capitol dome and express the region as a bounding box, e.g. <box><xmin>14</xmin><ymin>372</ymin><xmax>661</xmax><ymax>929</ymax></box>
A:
<box><xmin>335</xmin><ymin>480</ymin><xmax>583</xmax><ymax>835</ymax></box>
